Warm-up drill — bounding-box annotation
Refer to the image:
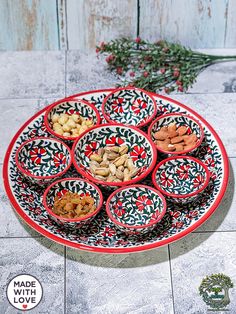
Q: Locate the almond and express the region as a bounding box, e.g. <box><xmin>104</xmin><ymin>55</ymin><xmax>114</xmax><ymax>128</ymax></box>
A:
<box><xmin>154</xmin><ymin>130</ymin><xmax>169</xmax><ymax>140</ymax></box>
<box><xmin>174</xmin><ymin>143</ymin><xmax>184</xmax><ymax>152</ymax></box>
<box><xmin>171</xmin><ymin>136</ymin><xmax>184</xmax><ymax>144</ymax></box>
<box><xmin>177</xmin><ymin>126</ymin><xmax>188</xmax><ymax>136</ymax></box>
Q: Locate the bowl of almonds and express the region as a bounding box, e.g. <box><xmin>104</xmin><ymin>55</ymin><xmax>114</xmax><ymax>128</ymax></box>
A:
<box><xmin>72</xmin><ymin>123</ymin><xmax>157</xmax><ymax>189</ymax></box>
<box><xmin>43</xmin><ymin>178</ymin><xmax>103</xmax><ymax>229</ymax></box>
<box><xmin>44</xmin><ymin>98</ymin><xmax>101</xmax><ymax>142</ymax></box>
<box><xmin>148</xmin><ymin>113</ymin><xmax>204</xmax><ymax>155</ymax></box>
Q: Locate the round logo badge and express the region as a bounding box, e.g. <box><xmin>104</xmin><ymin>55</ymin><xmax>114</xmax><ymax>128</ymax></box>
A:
<box><xmin>7</xmin><ymin>274</ymin><xmax>43</xmax><ymax>311</ymax></box>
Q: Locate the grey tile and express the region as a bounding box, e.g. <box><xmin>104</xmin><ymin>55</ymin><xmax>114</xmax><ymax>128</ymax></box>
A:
<box><xmin>0</xmin><ymin>51</ymin><xmax>65</xmax><ymax>99</ymax></box>
<box><xmin>195</xmin><ymin>159</ymin><xmax>236</xmax><ymax>232</ymax></box>
<box><xmin>66</xmin><ymin>248</ymin><xmax>173</xmax><ymax>314</ymax></box>
<box><xmin>0</xmin><ymin>237</ymin><xmax>64</xmax><ymax>314</ymax></box>
<box><xmin>170</xmin><ymin>93</ymin><xmax>236</xmax><ymax>157</ymax></box>
<box><xmin>170</xmin><ymin>232</ymin><xmax>236</xmax><ymax>314</ymax></box>
<box><xmin>66</xmin><ymin>51</ymin><xmax>119</xmax><ymax>96</ymax></box>
<box><xmin>0</xmin><ymin>98</ymin><xmax>56</xmax><ymax>163</ymax></box>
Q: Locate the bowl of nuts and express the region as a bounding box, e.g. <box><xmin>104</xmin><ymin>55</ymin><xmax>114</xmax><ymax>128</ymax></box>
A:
<box><xmin>43</xmin><ymin>178</ymin><xmax>103</xmax><ymax>229</ymax></box>
<box><xmin>102</xmin><ymin>87</ymin><xmax>157</xmax><ymax>128</ymax></box>
<box><xmin>44</xmin><ymin>98</ymin><xmax>101</xmax><ymax>141</ymax></box>
<box><xmin>15</xmin><ymin>137</ymin><xmax>72</xmax><ymax>185</ymax></box>
<box><xmin>106</xmin><ymin>185</ymin><xmax>166</xmax><ymax>235</ymax></box>
<box><xmin>152</xmin><ymin>155</ymin><xmax>210</xmax><ymax>204</ymax></box>
<box><xmin>72</xmin><ymin>123</ymin><xmax>157</xmax><ymax>189</ymax></box>
<box><xmin>148</xmin><ymin>113</ymin><xmax>204</xmax><ymax>155</ymax></box>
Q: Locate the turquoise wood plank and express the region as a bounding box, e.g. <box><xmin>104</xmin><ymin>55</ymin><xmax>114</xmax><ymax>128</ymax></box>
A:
<box><xmin>66</xmin><ymin>0</ymin><xmax>137</xmax><ymax>51</ymax></box>
<box><xmin>0</xmin><ymin>0</ymin><xmax>59</xmax><ymax>50</ymax></box>
<box><xmin>139</xmin><ymin>0</ymin><xmax>229</xmax><ymax>48</ymax></box>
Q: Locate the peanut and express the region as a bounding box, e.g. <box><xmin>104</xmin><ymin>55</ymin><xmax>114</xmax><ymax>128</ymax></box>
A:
<box><xmin>90</xmin><ymin>154</ymin><xmax>102</xmax><ymax>163</ymax></box>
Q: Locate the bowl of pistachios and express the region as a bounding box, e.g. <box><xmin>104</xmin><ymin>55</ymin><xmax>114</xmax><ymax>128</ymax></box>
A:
<box><xmin>72</xmin><ymin>123</ymin><xmax>157</xmax><ymax>189</ymax></box>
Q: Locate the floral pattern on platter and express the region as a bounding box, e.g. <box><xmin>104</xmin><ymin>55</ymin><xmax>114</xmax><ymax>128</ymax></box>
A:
<box><xmin>44</xmin><ymin>179</ymin><xmax>102</xmax><ymax>229</ymax></box>
<box><xmin>107</xmin><ymin>185</ymin><xmax>166</xmax><ymax>235</ymax></box>
<box><xmin>150</xmin><ymin>113</ymin><xmax>203</xmax><ymax>155</ymax></box>
<box><xmin>72</xmin><ymin>124</ymin><xmax>156</xmax><ymax>189</ymax></box>
<box><xmin>153</xmin><ymin>157</ymin><xmax>209</xmax><ymax>204</ymax></box>
<box><xmin>102</xmin><ymin>88</ymin><xmax>156</xmax><ymax>127</ymax></box>
<box><xmin>4</xmin><ymin>90</ymin><xmax>226</xmax><ymax>252</ymax></box>
<box><xmin>16</xmin><ymin>137</ymin><xmax>71</xmax><ymax>185</ymax></box>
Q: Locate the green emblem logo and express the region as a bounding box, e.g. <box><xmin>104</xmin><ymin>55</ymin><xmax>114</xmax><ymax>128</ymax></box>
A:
<box><xmin>199</xmin><ymin>274</ymin><xmax>233</xmax><ymax>311</ymax></box>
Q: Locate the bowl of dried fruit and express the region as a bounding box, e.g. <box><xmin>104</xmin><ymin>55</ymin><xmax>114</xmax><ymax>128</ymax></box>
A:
<box><xmin>72</xmin><ymin>123</ymin><xmax>157</xmax><ymax>189</ymax></box>
<box><xmin>102</xmin><ymin>87</ymin><xmax>157</xmax><ymax>128</ymax></box>
<box><xmin>15</xmin><ymin>137</ymin><xmax>72</xmax><ymax>185</ymax></box>
<box><xmin>43</xmin><ymin>178</ymin><xmax>103</xmax><ymax>229</ymax></box>
<box><xmin>152</xmin><ymin>156</ymin><xmax>210</xmax><ymax>204</ymax></box>
<box><xmin>44</xmin><ymin>97</ymin><xmax>101</xmax><ymax>142</ymax></box>
<box><xmin>148</xmin><ymin>113</ymin><xmax>204</xmax><ymax>155</ymax></box>
<box><xmin>106</xmin><ymin>185</ymin><xmax>166</xmax><ymax>235</ymax></box>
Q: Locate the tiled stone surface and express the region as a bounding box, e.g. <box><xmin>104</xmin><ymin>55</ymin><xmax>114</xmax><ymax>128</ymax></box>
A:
<box><xmin>66</xmin><ymin>51</ymin><xmax>118</xmax><ymax>96</ymax></box>
<box><xmin>0</xmin><ymin>51</ymin><xmax>65</xmax><ymax>99</ymax></box>
<box><xmin>66</xmin><ymin>248</ymin><xmax>173</xmax><ymax>314</ymax></box>
<box><xmin>195</xmin><ymin>159</ymin><xmax>236</xmax><ymax>232</ymax></box>
<box><xmin>0</xmin><ymin>237</ymin><xmax>64</xmax><ymax>314</ymax></box>
<box><xmin>170</xmin><ymin>232</ymin><xmax>236</xmax><ymax>314</ymax></box>
<box><xmin>0</xmin><ymin>98</ymin><xmax>56</xmax><ymax>163</ymax></box>
<box><xmin>170</xmin><ymin>93</ymin><xmax>236</xmax><ymax>157</ymax></box>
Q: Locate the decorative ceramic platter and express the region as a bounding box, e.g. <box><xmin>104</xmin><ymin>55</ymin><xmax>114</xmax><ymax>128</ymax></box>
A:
<box><xmin>3</xmin><ymin>89</ymin><xmax>229</xmax><ymax>253</ymax></box>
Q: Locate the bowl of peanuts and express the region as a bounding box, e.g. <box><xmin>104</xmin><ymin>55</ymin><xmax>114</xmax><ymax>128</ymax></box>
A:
<box><xmin>102</xmin><ymin>87</ymin><xmax>157</xmax><ymax>127</ymax></box>
<box><xmin>72</xmin><ymin>123</ymin><xmax>157</xmax><ymax>189</ymax></box>
<box><xmin>148</xmin><ymin>113</ymin><xmax>204</xmax><ymax>155</ymax></box>
<box><xmin>44</xmin><ymin>98</ymin><xmax>101</xmax><ymax>141</ymax></box>
<box><xmin>15</xmin><ymin>137</ymin><xmax>72</xmax><ymax>185</ymax></box>
<box><xmin>43</xmin><ymin>178</ymin><xmax>103</xmax><ymax>229</ymax></box>
<box><xmin>106</xmin><ymin>185</ymin><xmax>167</xmax><ymax>235</ymax></box>
<box><xmin>152</xmin><ymin>155</ymin><xmax>210</xmax><ymax>204</ymax></box>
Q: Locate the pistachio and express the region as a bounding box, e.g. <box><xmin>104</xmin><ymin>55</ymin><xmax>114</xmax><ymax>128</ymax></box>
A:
<box><xmin>94</xmin><ymin>175</ymin><xmax>107</xmax><ymax>181</ymax></box>
<box><xmin>119</xmin><ymin>145</ymin><xmax>128</xmax><ymax>155</ymax></box>
<box><xmin>95</xmin><ymin>168</ymin><xmax>110</xmax><ymax>177</ymax></box>
<box><xmin>109</xmin><ymin>163</ymin><xmax>116</xmax><ymax>176</ymax></box>
<box><xmin>126</xmin><ymin>159</ymin><xmax>134</xmax><ymax>171</ymax></box>
<box><xmin>116</xmin><ymin>169</ymin><xmax>124</xmax><ymax>180</ymax></box>
<box><xmin>97</xmin><ymin>148</ymin><xmax>105</xmax><ymax>156</ymax></box>
<box><xmin>113</xmin><ymin>154</ymin><xmax>128</xmax><ymax>167</ymax></box>
<box><xmin>130</xmin><ymin>167</ymin><xmax>139</xmax><ymax>178</ymax></box>
<box><xmin>90</xmin><ymin>154</ymin><xmax>102</xmax><ymax>162</ymax></box>
<box><xmin>118</xmin><ymin>165</ymin><xmax>124</xmax><ymax>171</ymax></box>
<box><xmin>107</xmin><ymin>151</ymin><xmax>119</xmax><ymax>160</ymax></box>
<box><xmin>105</xmin><ymin>146</ymin><xmax>120</xmax><ymax>153</ymax></box>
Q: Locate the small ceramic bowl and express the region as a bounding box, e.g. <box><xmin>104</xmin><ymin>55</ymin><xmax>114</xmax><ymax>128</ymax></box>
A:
<box><xmin>148</xmin><ymin>113</ymin><xmax>204</xmax><ymax>155</ymax></box>
<box><xmin>15</xmin><ymin>137</ymin><xmax>72</xmax><ymax>185</ymax></box>
<box><xmin>72</xmin><ymin>123</ymin><xmax>157</xmax><ymax>190</ymax></box>
<box><xmin>44</xmin><ymin>97</ymin><xmax>101</xmax><ymax>142</ymax></box>
<box><xmin>43</xmin><ymin>178</ymin><xmax>103</xmax><ymax>229</ymax></box>
<box><xmin>102</xmin><ymin>87</ymin><xmax>157</xmax><ymax>128</ymax></box>
<box><xmin>152</xmin><ymin>156</ymin><xmax>210</xmax><ymax>204</ymax></box>
<box><xmin>106</xmin><ymin>185</ymin><xmax>166</xmax><ymax>235</ymax></box>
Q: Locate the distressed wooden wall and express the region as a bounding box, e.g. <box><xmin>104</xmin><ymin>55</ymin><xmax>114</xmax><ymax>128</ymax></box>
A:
<box><xmin>0</xmin><ymin>0</ymin><xmax>235</xmax><ymax>50</ymax></box>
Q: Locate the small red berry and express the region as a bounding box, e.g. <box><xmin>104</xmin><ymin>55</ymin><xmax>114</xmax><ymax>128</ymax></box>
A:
<box><xmin>100</xmin><ymin>41</ymin><xmax>106</xmax><ymax>50</ymax></box>
<box><xmin>96</xmin><ymin>47</ymin><xmax>100</xmax><ymax>53</ymax></box>
<box><xmin>173</xmin><ymin>70</ymin><xmax>180</xmax><ymax>77</ymax></box>
<box><xmin>105</xmin><ymin>54</ymin><xmax>115</xmax><ymax>63</ymax></box>
<box><xmin>135</xmin><ymin>37</ymin><xmax>141</xmax><ymax>44</ymax></box>
<box><xmin>160</xmin><ymin>68</ymin><xmax>166</xmax><ymax>74</ymax></box>
<box><xmin>140</xmin><ymin>63</ymin><xmax>145</xmax><ymax>69</ymax></box>
<box><xmin>143</xmin><ymin>71</ymin><xmax>149</xmax><ymax>78</ymax></box>
<box><xmin>176</xmin><ymin>80</ymin><xmax>182</xmax><ymax>86</ymax></box>
<box><xmin>178</xmin><ymin>86</ymin><xmax>184</xmax><ymax>92</ymax></box>
<box><xmin>116</xmin><ymin>67</ymin><xmax>123</xmax><ymax>75</ymax></box>
<box><xmin>129</xmin><ymin>71</ymin><xmax>135</xmax><ymax>77</ymax></box>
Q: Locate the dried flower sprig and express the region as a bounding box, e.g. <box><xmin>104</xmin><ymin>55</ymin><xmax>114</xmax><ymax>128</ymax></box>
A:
<box><xmin>96</xmin><ymin>38</ymin><xmax>236</xmax><ymax>93</ymax></box>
